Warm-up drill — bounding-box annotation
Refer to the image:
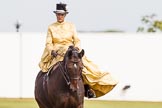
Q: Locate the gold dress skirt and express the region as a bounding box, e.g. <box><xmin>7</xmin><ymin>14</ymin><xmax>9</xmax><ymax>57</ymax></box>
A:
<box><xmin>39</xmin><ymin>47</ymin><xmax>118</xmax><ymax>97</ymax></box>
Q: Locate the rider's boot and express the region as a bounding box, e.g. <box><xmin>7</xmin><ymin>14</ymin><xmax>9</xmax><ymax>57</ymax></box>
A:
<box><xmin>84</xmin><ymin>84</ymin><xmax>96</xmax><ymax>98</ymax></box>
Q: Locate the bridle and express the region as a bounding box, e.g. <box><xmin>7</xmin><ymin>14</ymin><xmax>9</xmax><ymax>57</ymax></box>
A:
<box><xmin>58</xmin><ymin>62</ymin><xmax>71</xmax><ymax>85</ymax></box>
<box><xmin>58</xmin><ymin>58</ymin><xmax>83</xmax><ymax>86</ymax></box>
<box><xmin>67</xmin><ymin>60</ymin><xmax>83</xmax><ymax>80</ymax></box>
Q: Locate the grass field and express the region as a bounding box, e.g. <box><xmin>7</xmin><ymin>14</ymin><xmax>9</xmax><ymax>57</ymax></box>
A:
<box><xmin>0</xmin><ymin>98</ymin><xmax>162</xmax><ymax>108</ymax></box>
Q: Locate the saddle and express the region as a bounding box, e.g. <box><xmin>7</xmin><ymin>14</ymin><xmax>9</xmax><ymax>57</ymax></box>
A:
<box><xmin>42</xmin><ymin>62</ymin><xmax>60</xmax><ymax>91</ymax></box>
<box><xmin>47</xmin><ymin>62</ymin><xmax>60</xmax><ymax>76</ymax></box>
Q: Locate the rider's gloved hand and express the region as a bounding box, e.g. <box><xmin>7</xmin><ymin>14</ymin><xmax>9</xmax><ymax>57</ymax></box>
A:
<box><xmin>51</xmin><ymin>50</ymin><xmax>58</xmax><ymax>57</ymax></box>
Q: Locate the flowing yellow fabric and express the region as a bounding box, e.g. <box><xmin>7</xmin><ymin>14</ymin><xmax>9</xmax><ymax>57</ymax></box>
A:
<box><xmin>39</xmin><ymin>21</ymin><xmax>118</xmax><ymax>97</ymax></box>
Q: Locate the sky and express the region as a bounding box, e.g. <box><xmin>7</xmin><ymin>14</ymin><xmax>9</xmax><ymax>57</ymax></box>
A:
<box><xmin>0</xmin><ymin>0</ymin><xmax>162</xmax><ymax>32</ymax></box>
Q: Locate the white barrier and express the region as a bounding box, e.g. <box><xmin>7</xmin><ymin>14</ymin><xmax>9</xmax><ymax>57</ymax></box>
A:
<box><xmin>0</xmin><ymin>32</ymin><xmax>162</xmax><ymax>101</ymax></box>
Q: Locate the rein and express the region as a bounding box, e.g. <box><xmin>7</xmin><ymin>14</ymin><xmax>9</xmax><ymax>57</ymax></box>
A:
<box><xmin>58</xmin><ymin>60</ymin><xmax>82</xmax><ymax>86</ymax></box>
<box><xmin>58</xmin><ymin>62</ymin><xmax>71</xmax><ymax>85</ymax></box>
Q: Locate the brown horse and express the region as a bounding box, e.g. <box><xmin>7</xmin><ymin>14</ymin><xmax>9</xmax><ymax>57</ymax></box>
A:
<box><xmin>35</xmin><ymin>46</ymin><xmax>85</xmax><ymax>108</ymax></box>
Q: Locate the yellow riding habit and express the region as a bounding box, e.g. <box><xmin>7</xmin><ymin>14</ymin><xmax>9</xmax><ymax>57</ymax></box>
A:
<box><xmin>39</xmin><ymin>21</ymin><xmax>118</xmax><ymax>97</ymax></box>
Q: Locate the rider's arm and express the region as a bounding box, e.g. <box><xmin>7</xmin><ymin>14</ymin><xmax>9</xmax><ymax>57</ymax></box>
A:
<box><xmin>45</xmin><ymin>27</ymin><xmax>54</xmax><ymax>54</ymax></box>
<box><xmin>72</xmin><ymin>24</ymin><xmax>81</xmax><ymax>51</ymax></box>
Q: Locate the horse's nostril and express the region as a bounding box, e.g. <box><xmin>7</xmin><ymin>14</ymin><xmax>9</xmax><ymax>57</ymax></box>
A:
<box><xmin>70</xmin><ymin>84</ymin><xmax>77</xmax><ymax>92</ymax></box>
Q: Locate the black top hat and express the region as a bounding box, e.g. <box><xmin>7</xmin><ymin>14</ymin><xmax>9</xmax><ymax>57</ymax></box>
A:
<box><xmin>53</xmin><ymin>3</ymin><xmax>69</xmax><ymax>14</ymax></box>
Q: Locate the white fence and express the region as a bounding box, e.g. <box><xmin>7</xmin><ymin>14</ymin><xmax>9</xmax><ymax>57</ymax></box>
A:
<box><xmin>0</xmin><ymin>32</ymin><xmax>162</xmax><ymax>101</ymax></box>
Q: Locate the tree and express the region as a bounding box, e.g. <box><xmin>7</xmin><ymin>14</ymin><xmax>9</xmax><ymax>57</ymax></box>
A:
<box><xmin>137</xmin><ymin>14</ymin><xmax>162</xmax><ymax>32</ymax></box>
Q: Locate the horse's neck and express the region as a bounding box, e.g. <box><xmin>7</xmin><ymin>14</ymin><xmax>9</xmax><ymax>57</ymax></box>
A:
<box><xmin>49</xmin><ymin>62</ymin><xmax>70</xmax><ymax>88</ymax></box>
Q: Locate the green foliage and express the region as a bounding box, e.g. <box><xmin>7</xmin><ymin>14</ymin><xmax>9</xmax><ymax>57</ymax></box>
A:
<box><xmin>137</xmin><ymin>14</ymin><xmax>162</xmax><ymax>32</ymax></box>
<box><xmin>154</xmin><ymin>20</ymin><xmax>162</xmax><ymax>30</ymax></box>
<box><xmin>104</xmin><ymin>29</ymin><xmax>124</xmax><ymax>33</ymax></box>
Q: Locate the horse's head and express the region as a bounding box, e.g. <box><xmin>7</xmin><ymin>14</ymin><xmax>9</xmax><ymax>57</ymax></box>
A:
<box><xmin>64</xmin><ymin>46</ymin><xmax>84</xmax><ymax>91</ymax></box>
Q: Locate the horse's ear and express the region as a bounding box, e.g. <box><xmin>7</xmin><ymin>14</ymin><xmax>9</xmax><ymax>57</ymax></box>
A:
<box><xmin>68</xmin><ymin>50</ymin><xmax>73</xmax><ymax>58</ymax></box>
<box><xmin>79</xmin><ymin>49</ymin><xmax>84</xmax><ymax>58</ymax></box>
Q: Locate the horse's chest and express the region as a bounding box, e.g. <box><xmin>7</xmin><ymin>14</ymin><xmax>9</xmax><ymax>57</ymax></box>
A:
<box><xmin>58</xmin><ymin>90</ymin><xmax>84</xmax><ymax>100</ymax></box>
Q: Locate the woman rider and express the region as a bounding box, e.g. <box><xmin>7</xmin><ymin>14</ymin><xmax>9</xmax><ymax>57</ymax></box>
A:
<box><xmin>39</xmin><ymin>2</ymin><xmax>118</xmax><ymax>98</ymax></box>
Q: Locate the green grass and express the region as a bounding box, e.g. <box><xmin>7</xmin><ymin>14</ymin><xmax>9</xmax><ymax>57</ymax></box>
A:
<box><xmin>0</xmin><ymin>98</ymin><xmax>37</xmax><ymax>108</ymax></box>
<box><xmin>84</xmin><ymin>100</ymin><xmax>162</xmax><ymax>108</ymax></box>
<box><xmin>0</xmin><ymin>98</ymin><xmax>162</xmax><ymax>108</ymax></box>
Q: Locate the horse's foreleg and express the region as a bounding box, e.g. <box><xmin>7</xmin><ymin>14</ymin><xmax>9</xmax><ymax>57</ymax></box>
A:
<box><xmin>77</xmin><ymin>104</ymin><xmax>84</xmax><ymax>108</ymax></box>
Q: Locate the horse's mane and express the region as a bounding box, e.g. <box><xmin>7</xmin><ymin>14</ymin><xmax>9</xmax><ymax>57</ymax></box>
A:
<box><xmin>63</xmin><ymin>46</ymin><xmax>79</xmax><ymax>62</ymax></box>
